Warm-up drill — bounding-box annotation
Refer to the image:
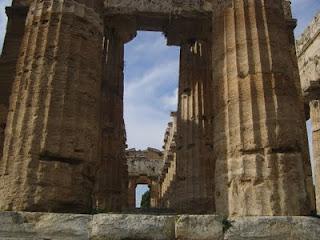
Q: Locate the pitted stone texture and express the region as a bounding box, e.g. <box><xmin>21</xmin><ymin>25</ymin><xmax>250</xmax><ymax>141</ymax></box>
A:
<box><xmin>175</xmin><ymin>215</ymin><xmax>223</xmax><ymax>240</ymax></box>
<box><xmin>224</xmin><ymin>217</ymin><xmax>320</xmax><ymax>240</ymax></box>
<box><xmin>0</xmin><ymin>211</ymin><xmax>91</xmax><ymax>240</ymax></box>
<box><xmin>104</xmin><ymin>0</ymin><xmax>212</xmax><ymax>15</ymax></box>
<box><xmin>91</xmin><ymin>214</ymin><xmax>176</xmax><ymax>240</ymax></box>
<box><xmin>0</xmin><ymin>213</ymin><xmax>320</xmax><ymax>239</ymax></box>
<box><xmin>212</xmin><ymin>0</ymin><xmax>314</xmax><ymax>217</ymax></box>
<box><xmin>296</xmin><ymin>11</ymin><xmax>320</xmax><ymax>93</ymax></box>
<box><xmin>296</xmin><ymin>11</ymin><xmax>320</xmax><ymax>214</ymax></box>
<box><xmin>127</xmin><ymin>148</ymin><xmax>163</xmax><ymax>178</ymax></box>
<box><xmin>0</xmin><ymin>0</ymin><xmax>104</xmax><ymax>213</ymax></box>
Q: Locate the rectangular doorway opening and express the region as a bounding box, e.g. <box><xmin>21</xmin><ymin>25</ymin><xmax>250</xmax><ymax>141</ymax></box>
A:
<box><xmin>135</xmin><ymin>184</ymin><xmax>150</xmax><ymax>208</ymax></box>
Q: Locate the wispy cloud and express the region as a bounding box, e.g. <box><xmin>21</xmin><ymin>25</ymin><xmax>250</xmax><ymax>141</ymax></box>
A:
<box><xmin>124</xmin><ymin>32</ymin><xmax>179</xmax><ymax>150</ymax></box>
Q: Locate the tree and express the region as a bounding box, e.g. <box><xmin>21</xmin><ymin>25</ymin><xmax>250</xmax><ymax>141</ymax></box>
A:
<box><xmin>140</xmin><ymin>190</ymin><xmax>151</xmax><ymax>208</ymax></box>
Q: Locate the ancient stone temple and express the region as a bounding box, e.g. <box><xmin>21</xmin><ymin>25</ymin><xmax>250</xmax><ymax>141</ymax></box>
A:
<box><xmin>126</xmin><ymin>148</ymin><xmax>163</xmax><ymax>208</ymax></box>
<box><xmin>0</xmin><ymin>0</ymin><xmax>317</xmax><ymax>222</ymax></box>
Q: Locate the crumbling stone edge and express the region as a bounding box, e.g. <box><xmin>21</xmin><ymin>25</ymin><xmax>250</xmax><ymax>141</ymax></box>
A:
<box><xmin>0</xmin><ymin>212</ymin><xmax>320</xmax><ymax>239</ymax></box>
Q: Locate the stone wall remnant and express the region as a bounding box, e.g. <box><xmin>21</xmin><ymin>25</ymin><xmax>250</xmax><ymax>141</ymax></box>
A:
<box><xmin>126</xmin><ymin>148</ymin><xmax>163</xmax><ymax>208</ymax></box>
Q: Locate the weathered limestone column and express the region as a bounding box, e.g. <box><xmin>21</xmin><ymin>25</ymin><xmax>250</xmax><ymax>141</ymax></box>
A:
<box><xmin>150</xmin><ymin>180</ymin><xmax>160</xmax><ymax>208</ymax></box>
<box><xmin>94</xmin><ymin>19</ymin><xmax>136</xmax><ymax>212</ymax></box>
<box><xmin>296</xmin><ymin>11</ymin><xmax>320</xmax><ymax>214</ymax></box>
<box><xmin>283</xmin><ymin>0</ymin><xmax>316</xmax><ymax>210</ymax></box>
<box><xmin>127</xmin><ymin>177</ymin><xmax>137</xmax><ymax>208</ymax></box>
<box><xmin>0</xmin><ymin>0</ymin><xmax>104</xmax><ymax>213</ymax></box>
<box><xmin>173</xmin><ymin>40</ymin><xmax>214</xmax><ymax>213</ymax></box>
<box><xmin>0</xmin><ymin>1</ymin><xmax>29</xmax><ymax>162</ymax></box>
<box><xmin>309</xmin><ymin>98</ymin><xmax>320</xmax><ymax>213</ymax></box>
<box><xmin>212</xmin><ymin>0</ymin><xmax>315</xmax><ymax>216</ymax></box>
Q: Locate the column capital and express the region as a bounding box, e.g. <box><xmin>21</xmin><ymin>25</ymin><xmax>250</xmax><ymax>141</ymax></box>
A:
<box><xmin>105</xmin><ymin>16</ymin><xmax>137</xmax><ymax>43</ymax></box>
<box><xmin>12</xmin><ymin>0</ymin><xmax>33</xmax><ymax>7</ymax></box>
<box><xmin>5</xmin><ymin>6</ymin><xmax>29</xmax><ymax>18</ymax></box>
<box><xmin>165</xmin><ymin>17</ymin><xmax>211</xmax><ymax>46</ymax></box>
<box><xmin>304</xmin><ymin>80</ymin><xmax>320</xmax><ymax>102</ymax></box>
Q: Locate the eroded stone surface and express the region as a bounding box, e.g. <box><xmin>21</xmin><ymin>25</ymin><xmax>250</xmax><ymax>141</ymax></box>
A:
<box><xmin>91</xmin><ymin>214</ymin><xmax>176</xmax><ymax>240</ymax></box>
<box><xmin>225</xmin><ymin>216</ymin><xmax>320</xmax><ymax>240</ymax></box>
<box><xmin>127</xmin><ymin>148</ymin><xmax>163</xmax><ymax>178</ymax></box>
<box><xmin>211</xmin><ymin>0</ymin><xmax>314</xmax><ymax>217</ymax></box>
<box><xmin>159</xmin><ymin>112</ymin><xmax>177</xmax><ymax>208</ymax></box>
<box><xmin>104</xmin><ymin>0</ymin><xmax>212</xmax><ymax>16</ymax></box>
<box><xmin>176</xmin><ymin>215</ymin><xmax>223</xmax><ymax>240</ymax></box>
<box><xmin>297</xmin><ymin>11</ymin><xmax>320</xmax><ymax>214</ymax></box>
<box><xmin>126</xmin><ymin>148</ymin><xmax>163</xmax><ymax>208</ymax></box>
<box><xmin>0</xmin><ymin>0</ymin><xmax>105</xmax><ymax>213</ymax></box>
<box><xmin>0</xmin><ymin>212</ymin><xmax>320</xmax><ymax>240</ymax></box>
<box><xmin>0</xmin><ymin>0</ymin><xmax>316</xmax><ymax>218</ymax></box>
<box><xmin>0</xmin><ymin>211</ymin><xmax>91</xmax><ymax>240</ymax></box>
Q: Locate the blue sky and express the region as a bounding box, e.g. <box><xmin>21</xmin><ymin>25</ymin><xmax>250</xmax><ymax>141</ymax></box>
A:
<box><xmin>0</xmin><ymin>1</ymin><xmax>320</xmax><ymax>205</ymax></box>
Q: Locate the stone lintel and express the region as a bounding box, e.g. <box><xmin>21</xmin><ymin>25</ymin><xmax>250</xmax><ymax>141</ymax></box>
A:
<box><xmin>304</xmin><ymin>79</ymin><xmax>320</xmax><ymax>101</ymax></box>
<box><xmin>166</xmin><ymin>17</ymin><xmax>212</xmax><ymax>46</ymax></box>
<box><xmin>104</xmin><ymin>0</ymin><xmax>212</xmax><ymax>17</ymax></box>
<box><xmin>1</xmin><ymin>212</ymin><xmax>320</xmax><ymax>239</ymax></box>
<box><xmin>105</xmin><ymin>15</ymin><xmax>137</xmax><ymax>43</ymax></box>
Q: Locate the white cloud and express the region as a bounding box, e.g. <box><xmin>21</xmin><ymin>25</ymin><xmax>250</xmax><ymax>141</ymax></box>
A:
<box><xmin>124</xmin><ymin>54</ymin><xmax>179</xmax><ymax>150</ymax></box>
<box><xmin>161</xmin><ymin>87</ymin><xmax>178</xmax><ymax>110</ymax></box>
<box><xmin>125</xmin><ymin>60</ymin><xmax>178</xmax><ymax>100</ymax></box>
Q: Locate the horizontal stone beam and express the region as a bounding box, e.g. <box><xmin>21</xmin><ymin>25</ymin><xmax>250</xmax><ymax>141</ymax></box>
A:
<box><xmin>104</xmin><ymin>0</ymin><xmax>212</xmax><ymax>16</ymax></box>
<box><xmin>1</xmin><ymin>212</ymin><xmax>320</xmax><ymax>240</ymax></box>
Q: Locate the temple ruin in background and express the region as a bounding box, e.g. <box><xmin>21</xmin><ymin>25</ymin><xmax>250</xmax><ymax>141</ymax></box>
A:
<box><xmin>126</xmin><ymin>148</ymin><xmax>163</xmax><ymax>208</ymax></box>
<box><xmin>0</xmin><ymin>0</ymin><xmax>318</xmax><ymax>218</ymax></box>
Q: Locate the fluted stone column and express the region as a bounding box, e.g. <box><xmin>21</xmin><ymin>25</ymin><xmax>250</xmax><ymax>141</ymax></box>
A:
<box><xmin>0</xmin><ymin>0</ymin><xmax>104</xmax><ymax>213</ymax></box>
<box><xmin>173</xmin><ymin>40</ymin><xmax>214</xmax><ymax>213</ymax></box>
<box><xmin>0</xmin><ymin>2</ymin><xmax>29</xmax><ymax>162</ymax></box>
<box><xmin>150</xmin><ymin>180</ymin><xmax>160</xmax><ymax>208</ymax></box>
<box><xmin>95</xmin><ymin>30</ymin><xmax>124</xmax><ymax>212</ymax></box>
<box><xmin>127</xmin><ymin>178</ymin><xmax>137</xmax><ymax>208</ymax></box>
<box><xmin>309</xmin><ymin>99</ymin><xmax>320</xmax><ymax>213</ymax></box>
<box><xmin>94</xmin><ymin>21</ymin><xmax>135</xmax><ymax>212</ymax></box>
<box><xmin>212</xmin><ymin>0</ymin><xmax>315</xmax><ymax>216</ymax></box>
<box><xmin>284</xmin><ymin>0</ymin><xmax>316</xmax><ymax>210</ymax></box>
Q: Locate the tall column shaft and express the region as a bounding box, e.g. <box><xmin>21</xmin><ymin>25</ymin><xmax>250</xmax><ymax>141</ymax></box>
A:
<box><xmin>0</xmin><ymin>4</ymin><xmax>28</xmax><ymax>161</ymax></box>
<box><xmin>150</xmin><ymin>180</ymin><xmax>160</xmax><ymax>208</ymax></box>
<box><xmin>173</xmin><ymin>41</ymin><xmax>214</xmax><ymax>213</ymax></box>
<box><xmin>212</xmin><ymin>0</ymin><xmax>314</xmax><ymax>216</ymax></box>
<box><xmin>127</xmin><ymin>178</ymin><xmax>136</xmax><ymax>209</ymax></box>
<box><xmin>310</xmin><ymin>100</ymin><xmax>320</xmax><ymax>213</ymax></box>
<box><xmin>0</xmin><ymin>0</ymin><xmax>104</xmax><ymax>213</ymax></box>
<box><xmin>94</xmin><ymin>30</ymin><xmax>126</xmax><ymax>212</ymax></box>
